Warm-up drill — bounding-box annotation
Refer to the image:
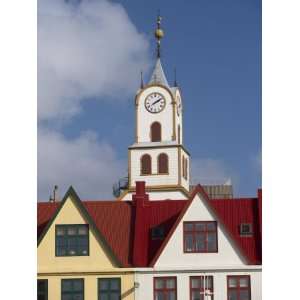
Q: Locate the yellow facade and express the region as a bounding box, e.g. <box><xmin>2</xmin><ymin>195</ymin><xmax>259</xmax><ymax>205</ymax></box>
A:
<box><xmin>38</xmin><ymin>194</ymin><xmax>135</xmax><ymax>300</ymax></box>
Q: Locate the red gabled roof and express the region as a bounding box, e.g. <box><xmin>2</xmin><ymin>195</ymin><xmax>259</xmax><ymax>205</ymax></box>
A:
<box><xmin>210</xmin><ymin>198</ymin><xmax>262</xmax><ymax>264</ymax></box>
<box><xmin>37</xmin><ymin>185</ymin><xmax>261</xmax><ymax>267</ymax></box>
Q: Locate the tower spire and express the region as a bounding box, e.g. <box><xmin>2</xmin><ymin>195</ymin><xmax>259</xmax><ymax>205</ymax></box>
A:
<box><xmin>154</xmin><ymin>12</ymin><xmax>164</xmax><ymax>58</ymax></box>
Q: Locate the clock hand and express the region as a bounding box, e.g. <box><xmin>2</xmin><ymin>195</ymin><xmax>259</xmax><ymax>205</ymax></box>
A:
<box><xmin>152</xmin><ymin>97</ymin><xmax>162</xmax><ymax>106</ymax></box>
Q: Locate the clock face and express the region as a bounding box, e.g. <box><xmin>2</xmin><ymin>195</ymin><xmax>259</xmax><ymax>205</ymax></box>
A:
<box><xmin>176</xmin><ymin>95</ymin><xmax>182</xmax><ymax>116</ymax></box>
<box><xmin>145</xmin><ymin>93</ymin><xmax>166</xmax><ymax>113</ymax></box>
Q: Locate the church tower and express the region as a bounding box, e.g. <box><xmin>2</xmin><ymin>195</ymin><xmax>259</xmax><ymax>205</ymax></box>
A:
<box><xmin>122</xmin><ymin>15</ymin><xmax>190</xmax><ymax>200</ymax></box>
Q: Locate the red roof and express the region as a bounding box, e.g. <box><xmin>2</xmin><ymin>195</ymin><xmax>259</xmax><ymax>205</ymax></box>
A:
<box><xmin>37</xmin><ymin>186</ymin><xmax>262</xmax><ymax>267</ymax></box>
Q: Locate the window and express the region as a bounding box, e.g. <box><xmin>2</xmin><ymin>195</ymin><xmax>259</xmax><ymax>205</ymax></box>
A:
<box><xmin>185</xmin><ymin>158</ymin><xmax>188</xmax><ymax>179</ymax></box>
<box><xmin>151</xmin><ymin>226</ymin><xmax>165</xmax><ymax>240</ymax></box>
<box><xmin>56</xmin><ymin>224</ymin><xmax>89</xmax><ymax>256</ymax></box>
<box><xmin>37</xmin><ymin>279</ymin><xmax>48</xmax><ymax>300</ymax></box>
<box><xmin>61</xmin><ymin>279</ymin><xmax>84</xmax><ymax>300</ymax></box>
<box><xmin>190</xmin><ymin>276</ymin><xmax>214</xmax><ymax>300</ymax></box>
<box><xmin>158</xmin><ymin>153</ymin><xmax>169</xmax><ymax>174</ymax></box>
<box><xmin>184</xmin><ymin>221</ymin><xmax>218</xmax><ymax>253</ymax></box>
<box><xmin>141</xmin><ymin>154</ymin><xmax>152</xmax><ymax>175</ymax></box>
<box><xmin>98</xmin><ymin>278</ymin><xmax>121</xmax><ymax>300</ymax></box>
<box><xmin>239</xmin><ymin>224</ymin><xmax>253</xmax><ymax>236</ymax></box>
<box><xmin>154</xmin><ymin>277</ymin><xmax>177</xmax><ymax>300</ymax></box>
<box><xmin>182</xmin><ymin>156</ymin><xmax>185</xmax><ymax>178</ymax></box>
<box><xmin>178</xmin><ymin>125</ymin><xmax>181</xmax><ymax>144</ymax></box>
<box><xmin>227</xmin><ymin>276</ymin><xmax>251</xmax><ymax>300</ymax></box>
<box><xmin>151</xmin><ymin>122</ymin><xmax>161</xmax><ymax>142</ymax></box>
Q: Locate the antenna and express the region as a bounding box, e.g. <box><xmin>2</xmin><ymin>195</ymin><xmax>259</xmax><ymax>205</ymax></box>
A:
<box><xmin>174</xmin><ymin>67</ymin><xmax>178</xmax><ymax>86</ymax></box>
<box><xmin>154</xmin><ymin>12</ymin><xmax>164</xmax><ymax>58</ymax></box>
<box><xmin>140</xmin><ymin>71</ymin><xmax>144</xmax><ymax>89</ymax></box>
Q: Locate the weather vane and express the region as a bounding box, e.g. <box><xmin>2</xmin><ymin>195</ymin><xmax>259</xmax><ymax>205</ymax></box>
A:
<box><xmin>154</xmin><ymin>12</ymin><xmax>164</xmax><ymax>58</ymax></box>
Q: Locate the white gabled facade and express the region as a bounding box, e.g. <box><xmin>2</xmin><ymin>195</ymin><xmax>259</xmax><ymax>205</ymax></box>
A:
<box><xmin>133</xmin><ymin>191</ymin><xmax>261</xmax><ymax>300</ymax></box>
<box><xmin>155</xmin><ymin>193</ymin><xmax>247</xmax><ymax>267</ymax></box>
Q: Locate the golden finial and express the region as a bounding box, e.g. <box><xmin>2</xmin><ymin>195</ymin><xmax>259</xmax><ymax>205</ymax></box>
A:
<box><xmin>154</xmin><ymin>12</ymin><xmax>164</xmax><ymax>58</ymax></box>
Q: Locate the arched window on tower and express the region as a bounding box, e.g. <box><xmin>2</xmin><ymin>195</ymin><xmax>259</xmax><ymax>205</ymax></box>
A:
<box><xmin>141</xmin><ymin>154</ymin><xmax>152</xmax><ymax>175</ymax></box>
<box><xmin>182</xmin><ymin>156</ymin><xmax>185</xmax><ymax>178</ymax></box>
<box><xmin>158</xmin><ymin>153</ymin><xmax>169</xmax><ymax>174</ymax></box>
<box><xmin>178</xmin><ymin>125</ymin><xmax>181</xmax><ymax>144</ymax></box>
<box><xmin>185</xmin><ymin>158</ymin><xmax>188</xmax><ymax>180</ymax></box>
<box><xmin>151</xmin><ymin>122</ymin><xmax>161</xmax><ymax>142</ymax></box>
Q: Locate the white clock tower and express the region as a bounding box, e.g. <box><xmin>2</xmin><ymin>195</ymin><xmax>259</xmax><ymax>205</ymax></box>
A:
<box><xmin>121</xmin><ymin>16</ymin><xmax>190</xmax><ymax>200</ymax></box>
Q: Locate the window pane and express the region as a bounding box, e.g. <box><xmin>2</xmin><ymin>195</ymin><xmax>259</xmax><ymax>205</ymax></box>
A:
<box><xmin>100</xmin><ymin>280</ymin><xmax>109</xmax><ymax>291</ymax></box>
<box><xmin>205</xmin><ymin>276</ymin><xmax>213</xmax><ymax>289</ymax></box>
<box><xmin>240</xmin><ymin>290</ymin><xmax>250</xmax><ymax>300</ymax></box>
<box><xmin>110</xmin><ymin>279</ymin><xmax>120</xmax><ymax>290</ymax></box>
<box><xmin>191</xmin><ymin>278</ymin><xmax>201</xmax><ymax>288</ymax></box>
<box><xmin>78</xmin><ymin>226</ymin><xmax>88</xmax><ymax>235</ymax></box>
<box><xmin>56</xmin><ymin>227</ymin><xmax>65</xmax><ymax>236</ymax></box>
<box><xmin>239</xmin><ymin>277</ymin><xmax>249</xmax><ymax>287</ymax></box>
<box><xmin>185</xmin><ymin>233</ymin><xmax>194</xmax><ymax>252</ymax></box>
<box><xmin>62</xmin><ymin>295</ymin><xmax>72</xmax><ymax>300</ymax></box>
<box><xmin>155</xmin><ymin>291</ymin><xmax>164</xmax><ymax>300</ymax></box>
<box><xmin>207</xmin><ymin>222</ymin><xmax>216</xmax><ymax>231</ymax></box>
<box><xmin>110</xmin><ymin>292</ymin><xmax>120</xmax><ymax>300</ymax></box>
<box><xmin>67</xmin><ymin>226</ymin><xmax>77</xmax><ymax>235</ymax></box>
<box><xmin>155</xmin><ymin>279</ymin><xmax>164</xmax><ymax>289</ymax></box>
<box><xmin>62</xmin><ymin>280</ymin><xmax>72</xmax><ymax>292</ymax></box>
<box><xmin>166</xmin><ymin>278</ymin><xmax>175</xmax><ymax>289</ymax></box>
<box><xmin>100</xmin><ymin>294</ymin><xmax>109</xmax><ymax>300</ymax></box>
<box><xmin>228</xmin><ymin>277</ymin><xmax>238</xmax><ymax>288</ymax></box>
<box><xmin>195</xmin><ymin>223</ymin><xmax>206</xmax><ymax>231</ymax></box>
<box><xmin>192</xmin><ymin>291</ymin><xmax>203</xmax><ymax>300</ymax></box>
<box><xmin>73</xmin><ymin>295</ymin><xmax>83</xmax><ymax>300</ymax></box>
<box><xmin>207</xmin><ymin>233</ymin><xmax>217</xmax><ymax>251</ymax></box>
<box><xmin>184</xmin><ymin>223</ymin><xmax>193</xmax><ymax>231</ymax></box>
<box><xmin>228</xmin><ymin>290</ymin><xmax>238</xmax><ymax>300</ymax></box>
<box><xmin>73</xmin><ymin>280</ymin><xmax>83</xmax><ymax>291</ymax></box>
<box><xmin>195</xmin><ymin>233</ymin><xmax>205</xmax><ymax>251</ymax></box>
<box><xmin>166</xmin><ymin>291</ymin><xmax>176</xmax><ymax>300</ymax></box>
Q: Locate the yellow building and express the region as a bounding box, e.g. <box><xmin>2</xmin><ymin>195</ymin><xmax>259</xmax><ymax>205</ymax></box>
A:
<box><xmin>37</xmin><ymin>187</ymin><xmax>135</xmax><ymax>300</ymax></box>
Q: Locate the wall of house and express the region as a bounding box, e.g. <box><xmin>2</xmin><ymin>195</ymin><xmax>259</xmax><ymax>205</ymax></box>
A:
<box><xmin>38</xmin><ymin>273</ymin><xmax>135</xmax><ymax>300</ymax></box>
<box><xmin>134</xmin><ymin>269</ymin><xmax>262</xmax><ymax>300</ymax></box>
<box><xmin>37</xmin><ymin>195</ymin><xmax>135</xmax><ymax>299</ymax></box>
<box><xmin>155</xmin><ymin>193</ymin><xmax>248</xmax><ymax>267</ymax></box>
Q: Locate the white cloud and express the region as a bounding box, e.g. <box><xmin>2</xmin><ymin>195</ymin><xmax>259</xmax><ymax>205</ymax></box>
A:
<box><xmin>38</xmin><ymin>0</ymin><xmax>150</xmax><ymax>121</ymax></box>
<box><xmin>38</xmin><ymin>128</ymin><xmax>127</xmax><ymax>200</ymax></box>
<box><xmin>37</xmin><ymin>0</ymin><xmax>151</xmax><ymax>200</ymax></box>
<box><xmin>191</xmin><ymin>158</ymin><xmax>238</xmax><ymax>186</ymax></box>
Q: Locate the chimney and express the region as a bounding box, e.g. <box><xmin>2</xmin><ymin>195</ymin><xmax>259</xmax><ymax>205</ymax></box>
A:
<box><xmin>132</xmin><ymin>181</ymin><xmax>149</xmax><ymax>206</ymax></box>
<box><xmin>132</xmin><ymin>181</ymin><xmax>150</xmax><ymax>266</ymax></box>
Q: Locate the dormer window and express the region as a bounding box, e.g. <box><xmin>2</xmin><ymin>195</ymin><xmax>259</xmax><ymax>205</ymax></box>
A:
<box><xmin>239</xmin><ymin>223</ymin><xmax>253</xmax><ymax>236</ymax></box>
<box><xmin>55</xmin><ymin>224</ymin><xmax>89</xmax><ymax>256</ymax></box>
<box><xmin>151</xmin><ymin>226</ymin><xmax>165</xmax><ymax>240</ymax></box>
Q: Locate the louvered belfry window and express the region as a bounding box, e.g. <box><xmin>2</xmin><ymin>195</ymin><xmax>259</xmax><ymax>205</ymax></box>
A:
<box><xmin>141</xmin><ymin>154</ymin><xmax>152</xmax><ymax>175</ymax></box>
<box><xmin>151</xmin><ymin>122</ymin><xmax>161</xmax><ymax>142</ymax></box>
<box><xmin>158</xmin><ymin>153</ymin><xmax>169</xmax><ymax>174</ymax></box>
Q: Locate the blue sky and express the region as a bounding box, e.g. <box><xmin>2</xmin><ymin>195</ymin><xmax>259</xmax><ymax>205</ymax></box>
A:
<box><xmin>38</xmin><ymin>0</ymin><xmax>261</xmax><ymax>199</ymax></box>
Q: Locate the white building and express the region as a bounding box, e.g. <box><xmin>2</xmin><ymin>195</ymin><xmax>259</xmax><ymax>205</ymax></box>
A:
<box><xmin>38</xmin><ymin>15</ymin><xmax>262</xmax><ymax>300</ymax></box>
<box><xmin>123</xmin><ymin>16</ymin><xmax>262</xmax><ymax>300</ymax></box>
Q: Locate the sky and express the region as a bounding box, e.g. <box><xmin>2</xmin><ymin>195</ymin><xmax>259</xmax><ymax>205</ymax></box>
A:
<box><xmin>38</xmin><ymin>0</ymin><xmax>261</xmax><ymax>200</ymax></box>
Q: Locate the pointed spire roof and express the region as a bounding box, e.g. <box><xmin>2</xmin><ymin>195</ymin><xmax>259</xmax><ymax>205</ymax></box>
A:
<box><xmin>149</xmin><ymin>58</ymin><xmax>169</xmax><ymax>87</ymax></box>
